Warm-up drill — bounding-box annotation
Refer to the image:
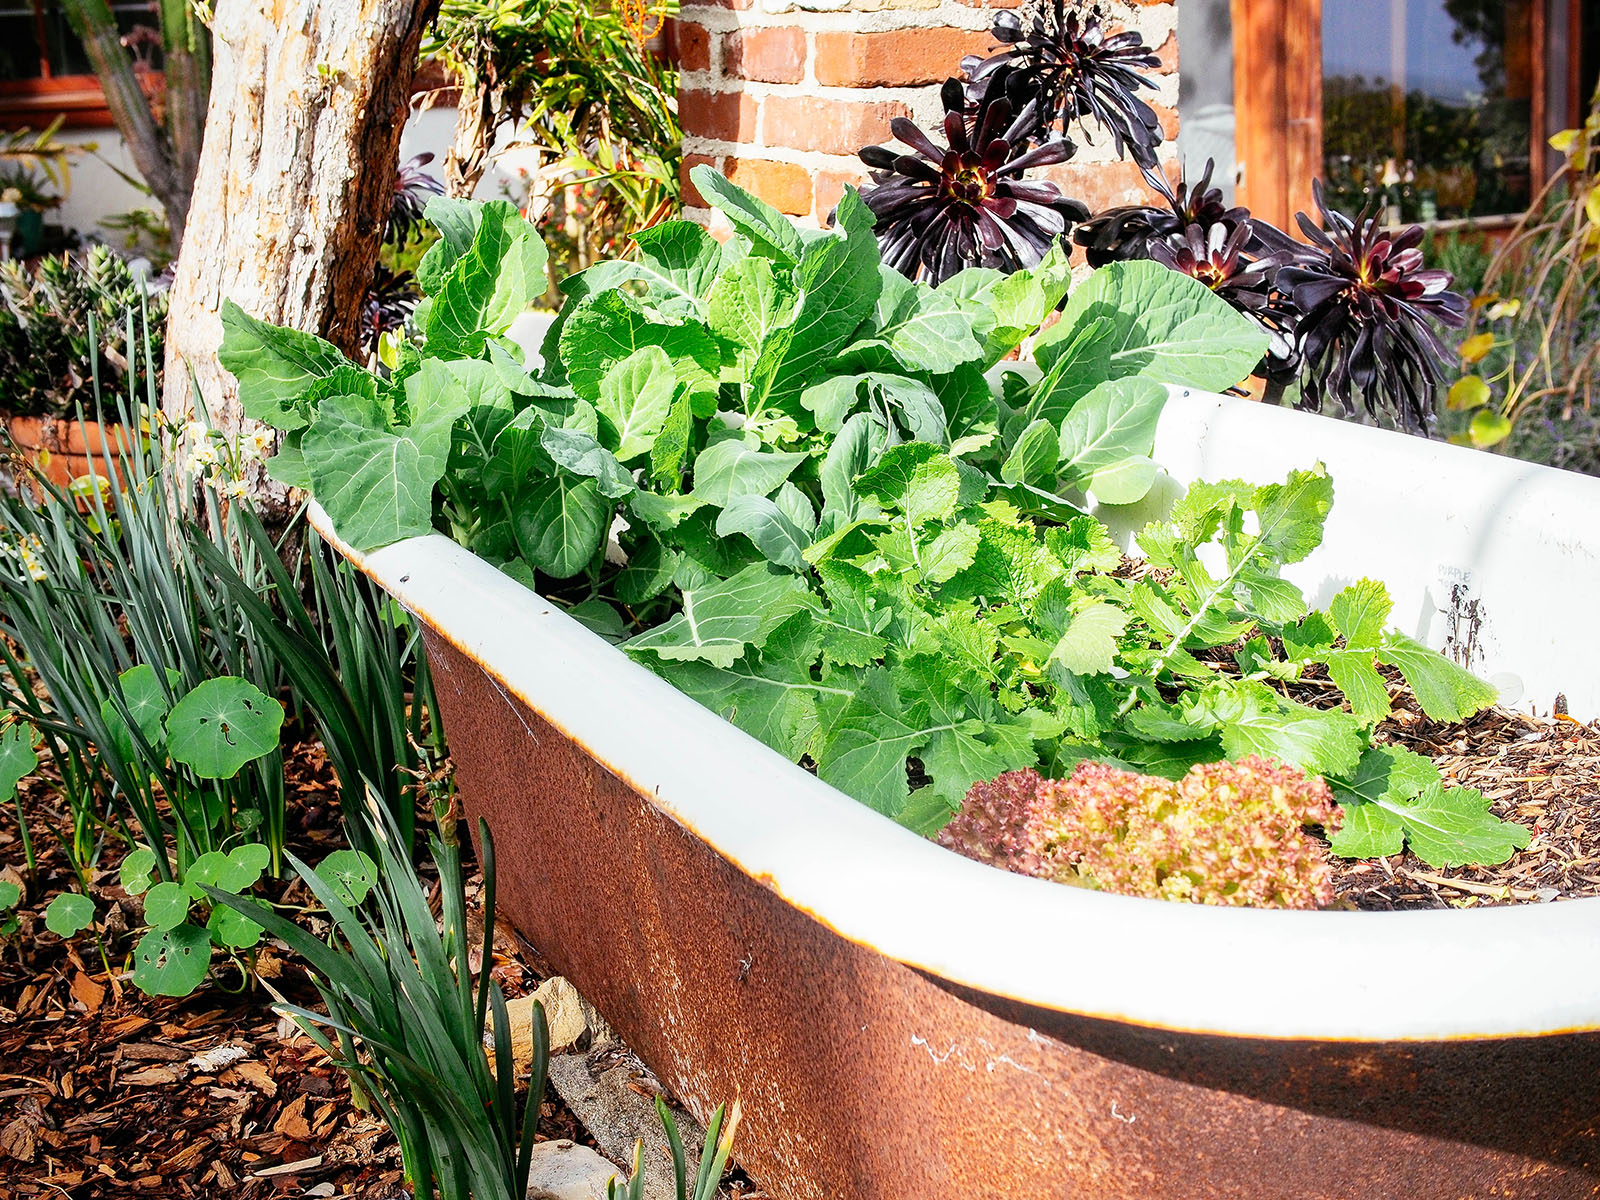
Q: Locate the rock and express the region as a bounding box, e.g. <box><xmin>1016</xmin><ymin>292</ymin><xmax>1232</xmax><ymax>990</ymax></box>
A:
<box><xmin>525</xmin><ymin>1139</ymin><xmax>626</xmax><ymax>1200</ymax></box>
<box><xmin>495</xmin><ymin>976</ymin><xmax>589</xmax><ymax>1071</ymax></box>
<box><xmin>547</xmin><ymin>1049</ymin><xmax>706</xmax><ymax>1200</ymax></box>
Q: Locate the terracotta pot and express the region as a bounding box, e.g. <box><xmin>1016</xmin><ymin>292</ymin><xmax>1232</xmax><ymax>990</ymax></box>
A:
<box><xmin>313</xmin><ymin>389</ymin><xmax>1600</xmax><ymax>1199</ymax></box>
<box><xmin>3</xmin><ymin>414</ymin><xmax>131</xmax><ymax>488</ymax></box>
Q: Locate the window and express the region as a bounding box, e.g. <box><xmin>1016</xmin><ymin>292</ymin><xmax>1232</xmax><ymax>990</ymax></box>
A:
<box><xmin>1321</xmin><ymin>0</ymin><xmax>1535</xmax><ymax>222</ymax></box>
<box><xmin>0</xmin><ymin>1</ymin><xmax>161</xmax><ymax>128</ymax></box>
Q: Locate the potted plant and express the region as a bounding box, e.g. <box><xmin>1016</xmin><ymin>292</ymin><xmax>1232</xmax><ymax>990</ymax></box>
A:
<box><xmin>216</xmin><ymin>165</ymin><xmax>1600</xmax><ymax>1197</ymax></box>
<box><xmin>0</xmin><ymin>163</ymin><xmax>60</xmax><ymax>256</ymax></box>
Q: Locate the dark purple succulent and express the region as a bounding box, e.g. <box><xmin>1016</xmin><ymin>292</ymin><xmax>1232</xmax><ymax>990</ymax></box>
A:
<box><xmin>964</xmin><ymin>0</ymin><xmax>1164</xmax><ymax>169</ymax></box>
<box><xmin>858</xmin><ymin>75</ymin><xmax>1089</xmax><ymax>284</ymax></box>
<box><xmin>388</xmin><ymin>153</ymin><xmax>446</xmax><ymax>247</ymax></box>
<box><xmin>362</xmin><ymin>264</ymin><xmax>421</xmax><ymax>356</ymax></box>
<box><xmin>1073</xmin><ymin>159</ymin><xmax>1256</xmax><ymax>266</ymax></box>
<box><xmin>1277</xmin><ymin>181</ymin><xmax>1467</xmax><ymax>429</ymax></box>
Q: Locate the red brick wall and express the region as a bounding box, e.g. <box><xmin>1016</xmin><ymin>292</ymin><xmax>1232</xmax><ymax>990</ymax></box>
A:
<box><xmin>677</xmin><ymin>0</ymin><xmax>1179</xmax><ymax>229</ymax></box>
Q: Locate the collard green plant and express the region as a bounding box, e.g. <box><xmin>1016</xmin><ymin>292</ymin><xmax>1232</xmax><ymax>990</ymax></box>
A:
<box><xmin>219</xmin><ymin>171</ymin><xmax>1522</xmax><ymax>868</ymax></box>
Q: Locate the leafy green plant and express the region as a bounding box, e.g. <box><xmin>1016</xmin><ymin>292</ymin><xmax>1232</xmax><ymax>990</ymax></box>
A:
<box><xmin>209</xmin><ymin>812</ymin><xmax>735</xmax><ymax>1200</ymax></box>
<box><xmin>218</xmin><ymin>170</ymin><xmax>1524</xmax><ymax>868</ymax></box>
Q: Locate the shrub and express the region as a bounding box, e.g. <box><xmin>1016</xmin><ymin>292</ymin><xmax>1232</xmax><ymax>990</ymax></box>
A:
<box><xmin>939</xmin><ymin>757</ymin><xmax>1341</xmax><ymax>909</ymax></box>
<box><xmin>0</xmin><ymin>245</ymin><xmax>165</xmax><ymax>417</ymax></box>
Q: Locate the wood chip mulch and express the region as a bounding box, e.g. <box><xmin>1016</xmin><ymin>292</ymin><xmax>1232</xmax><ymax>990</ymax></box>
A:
<box><xmin>1329</xmin><ymin>692</ymin><xmax>1600</xmax><ymax>910</ymax></box>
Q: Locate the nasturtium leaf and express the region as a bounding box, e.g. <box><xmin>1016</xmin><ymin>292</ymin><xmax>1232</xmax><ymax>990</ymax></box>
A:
<box><xmin>596</xmin><ymin>346</ymin><xmax>678</xmax><ymax>461</ymax></box>
<box><xmin>1448</xmin><ymin>373</ymin><xmax>1490</xmax><ymax>410</ymax></box>
<box><xmin>1468</xmin><ymin>408</ymin><xmax>1512</xmax><ymax>448</ymax></box>
<box><xmin>1375</xmin><ymin>632</ymin><xmax>1500</xmax><ymax>723</ymax></box>
<box><xmin>315</xmin><ymin>849</ymin><xmax>379</xmax><ymax>906</ymax></box>
<box><xmin>207</xmin><ymin>903</ymin><xmax>264</xmax><ymax>950</ymax></box>
<box><xmin>690</xmin><ymin>165</ymin><xmax>805</xmax><ymax>264</ymax></box>
<box><xmin>218</xmin><ymin>300</ymin><xmax>352</xmax><ymax>431</ymax></box>
<box><xmin>165</xmin><ymin>678</ymin><xmax>284</xmax><ymax>780</ymax></box>
<box><xmin>99</xmin><ymin>663</ymin><xmax>182</xmax><ymax>765</ymax></box>
<box><xmin>143</xmin><ymin>880</ymin><xmax>190</xmax><ymax>931</ymax></box>
<box><xmin>44</xmin><ymin>891</ymin><xmax>94</xmax><ymax>937</ymax></box>
<box><xmin>513</xmin><ymin>476</ymin><xmax>610</xmax><ymax>579</ymax></box>
<box><xmin>622</xmin><ymin>564</ymin><xmax>813</xmax><ymax>668</ymax></box>
<box><xmin>0</xmin><ymin>722</ymin><xmax>37</xmax><ymax>804</ymax></box>
<box><xmin>0</xmin><ymin>880</ymin><xmax>18</xmax><ymax>910</ymax></box>
<box><xmin>690</xmin><ymin>438</ymin><xmax>809</xmax><ymax>508</ymax></box>
<box><xmin>119</xmin><ymin>847</ymin><xmax>159</xmax><ymax>896</ymax></box>
<box><xmin>716</xmin><ymin>495</ymin><xmax>812</xmax><ymax>571</ymax></box>
<box><xmin>130</xmin><ymin>923</ymin><xmax>212</xmax><ymax>996</ymax></box>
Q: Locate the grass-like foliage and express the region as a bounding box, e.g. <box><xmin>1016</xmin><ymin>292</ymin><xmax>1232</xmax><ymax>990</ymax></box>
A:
<box><xmin>217</xmin><ymin>170</ymin><xmax>1525</xmax><ymax>870</ymax></box>
<box><xmin>210</xmin><ymin>810</ymin><xmax>737</xmax><ymax>1200</ymax></box>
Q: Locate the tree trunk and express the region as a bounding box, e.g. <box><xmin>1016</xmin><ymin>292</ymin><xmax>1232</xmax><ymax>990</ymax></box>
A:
<box><xmin>163</xmin><ymin>0</ymin><xmax>436</xmax><ymax>519</ymax></box>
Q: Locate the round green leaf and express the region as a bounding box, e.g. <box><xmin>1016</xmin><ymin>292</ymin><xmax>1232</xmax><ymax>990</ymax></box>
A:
<box><xmin>129</xmin><ymin>924</ymin><xmax>212</xmax><ymax>997</ymax></box>
<box><xmin>44</xmin><ymin>891</ymin><xmax>94</xmax><ymax>938</ymax></box>
<box><xmin>0</xmin><ymin>880</ymin><xmax>20</xmax><ymax>910</ymax></box>
<box><xmin>1447</xmin><ymin>374</ymin><xmax>1490</xmax><ymax>411</ymax></box>
<box><xmin>164</xmin><ymin>678</ymin><xmax>284</xmax><ymax>779</ymax></box>
<box><xmin>315</xmin><ymin>849</ymin><xmax>379</xmax><ymax>906</ymax></box>
<box><xmin>1468</xmin><ymin>408</ymin><xmax>1513</xmax><ymax>448</ymax></box>
<box><xmin>99</xmin><ymin>664</ymin><xmax>181</xmax><ymax>766</ymax></box>
<box><xmin>119</xmin><ymin>847</ymin><xmax>159</xmax><ymax>896</ymax></box>
<box><xmin>225</xmin><ymin>843</ymin><xmax>271</xmax><ymax>888</ymax></box>
<box><xmin>143</xmin><ymin>881</ymin><xmax>190</xmax><ymax>932</ymax></box>
<box><xmin>207</xmin><ymin>903</ymin><xmax>263</xmax><ymax>950</ymax></box>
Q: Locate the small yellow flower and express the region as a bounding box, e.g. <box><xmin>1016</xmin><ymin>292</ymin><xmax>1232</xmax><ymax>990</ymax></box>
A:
<box><xmin>1484</xmin><ymin>298</ymin><xmax>1520</xmax><ymax>321</ymax></box>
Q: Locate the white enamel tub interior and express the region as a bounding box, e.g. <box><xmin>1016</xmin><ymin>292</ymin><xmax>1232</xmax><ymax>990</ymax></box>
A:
<box><xmin>315</xmin><ymin>389</ymin><xmax>1600</xmax><ymax>1042</ymax></box>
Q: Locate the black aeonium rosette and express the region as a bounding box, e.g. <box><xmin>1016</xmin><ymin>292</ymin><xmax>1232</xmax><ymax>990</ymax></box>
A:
<box><xmin>858</xmin><ymin>74</ymin><xmax>1089</xmax><ymax>284</ymax></box>
<box><xmin>964</xmin><ymin>0</ymin><xmax>1164</xmax><ymax>168</ymax></box>
<box><xmin>1277</xmin><ymin>181</ymin><xmax>1467</xmax><ymax>428</ymax></box>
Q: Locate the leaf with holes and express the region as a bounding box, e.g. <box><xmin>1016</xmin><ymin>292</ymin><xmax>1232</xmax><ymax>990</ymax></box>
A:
<box><xmin>315</xmin><ymin>849</ymin><xmax>379</xmax><ymax>906</ymax></box>
<box><xmin>130</xmin><ymin>924</ymin><xmax>212</xmax><ymax>996</ymax></box>
<box><xmin>165</xmin><ymin>678</ymin><xmax>284</xmax><ymax>780</ymax></box>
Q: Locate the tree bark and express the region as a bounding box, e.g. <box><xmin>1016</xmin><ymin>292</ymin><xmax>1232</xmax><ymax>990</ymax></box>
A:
<box><xmin>163</xmin><ymin>0</ymin><xmax>437</xmax><ymax>518</ymax></box>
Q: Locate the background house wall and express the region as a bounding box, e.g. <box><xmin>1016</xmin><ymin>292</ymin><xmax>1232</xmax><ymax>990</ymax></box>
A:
<box><xmin>675</xmin><ymin>0</ymin><xmax>1180</xmax><ymax>231</ymax></box>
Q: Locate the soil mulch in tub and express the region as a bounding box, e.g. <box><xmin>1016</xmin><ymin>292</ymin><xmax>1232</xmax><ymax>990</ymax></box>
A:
<box><xmin>1330</xmin><ymin>696</ymin><xmax>1600</xmax><ymax>911</ymax></box>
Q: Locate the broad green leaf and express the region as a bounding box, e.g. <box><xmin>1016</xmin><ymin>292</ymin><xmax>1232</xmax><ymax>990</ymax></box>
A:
<box><xmin>315</xmin><ymin>849</ymin><xmax>379</xmax><ymax>905</ymax></box>
<box><xmin>860</xmin><ymin>282</ymin><xmax>984</xmax><ymax>374</ymax></box>
<box><xmin>716</xmin><ymin>495</ymin><xmax>812</xmax><ymax>570</ymax></box>
<box><xmin>1048</xmin><ymin>598</ymin><xmax>1130</xmax><ymax>675</ymax></box>
<box><xmin>1056</xmin><ymin>377</ymin><xmax>1169</xmax><ymax>485</ymax></box>
<box><xmin>417</xmin><ymin>195</ymin><xmax>483</xmax><ymax>292</ymax></box>
<box><xmin>1087</xmin><ymin>455</ymin><xmax>1158</xmax><ymax>505</ymax></box>
<box><xmin>0</xmin><ymin>723</ymin><xmax>37</xmax><ymax>804</ymax></box>
<box><xmin>622</xmin><ymin>564</ymin><xmax>812</xmax><ymax>668</ymax></box>
<box><xmin>629</xmin><ymin>490</ymin><xmax>705</xmax><ymax>532</ymax></box>
<box><xmin>143</xmin><ymin>880</ymin><xmax>190</xmax><ymax>931</ymax></box>
<box><xmin>513</xmin><ymin>476</ymin><xmax>610</xmax><ymax>579</ymax></box>
<box><xmin>1001</xmin><ymin>418</ymin><xmax>1059</xmax><ymax>488</ymax></box>
<box><xmin>690</xmin><ymin>438</ymin><xmax>808</xmax><ymax>507</ymax></box>
<box><xmin>540</xmin><ymin>426</ymin><xmax>636</xmax><ymax>500</ymax></box>
<box><xmin>218</xmin><ymin>300</ymin><xmax>352</xmax><ymax>431</ymax></box>
<box><xmin>919</xmin><ymin>523</ymin><xmax>982</xmax><ymax>584</ymax></box>
<box><xmin>208</xmin><ymin>904</ymin><xmax>264</xmax><ymax>950</ymax></box>
<box><xmin>855</xmin><ymin>443</ymin><xmax>960</xmax><ymax>525</ymax></box>
<box><xmin>628</xmin><ymin>220</ymin><xmax>725</xmax><ymax>308</ymax></box>
<box><xmin>1328</xmin><ymin>578</ymin><xmax>1392</xmax><ymax>649</ymax></box>
<box><xmin>1330</xmin><ymin>746</ymin><xmax>1529</xmax><ymax>866</ymax></box>
<box><xmin>1376</xmin><ymin>632</ymin><xmax>1500</xmax><ymax>723</ymax></box>
<box><xmin>820</xmin><ymin>413</ymin><xmax>889</xmax><ymax>524</ymax></box>
<box><xmin>1030</xmin><ymin>260</ymin><xmax>1269</xmax><ymax>417</ymax></box>
<box><xmin>1323</xmin><ymin>649</ymin><xmax>1392</xmax><ymax>724</ymax></box>
<box><xmin>119</xmin><ymin>847</ymin><xmax>159</xmax><ymax>896</ymax></box>
<box><xmin>745</xmin><ymin>190</ymin><xmax>882</xmax><ymax>416</ymax></box>
<box><xmin>650</xmin><ymin>389</ymin><xmax>695</xmax><ymax>488</ymax></box>
<box><xmin>596</xmin><ymin>346</ymin><xmax>678</xmax><ymax>461</ymax></box>
<box><xmin>45</xmin><ymin>891</ymin><xmax>94</xmax><ymax>937</ymax></box>
<box><xmin>165</xmin><ymin>678</ymin><xmax>284</xmax><ymax>780</ymax></box>
<box><xmin>559</xmin><ymin>290</ymin><xmax>720</xmax><ymax>404</ymax></box>
<box><xmin>129</xmin><ymin>924</ymin><xmax>211</xmax><ymax>996</ymax></box>
<box><xmin>424</xmin><ymin>201</ymin><xmax>548</xmax><ymax>353</ymax></box>
<box><xmin>616</xmin><ymin>536</ymin><xmax>680</xmax><ymax>605</ymax></box>
<box><xmin>1205</xmin><ymin>683</ymin><xmax>1364</xmax><ymax>777</ymax></box>
<box><xmin>707</xmin><ymin>255</ymin><xmax>797</xmax><ymax>366</ymax></box>
<box><xmin>659</xmin><ymin>652</ymin><xmax>842</xmax><ymax>761</ymax></box>
<box><xmin>690</xmin><ymin>165</ymin><xmax>804</xmax><ymax>264</ymax></box>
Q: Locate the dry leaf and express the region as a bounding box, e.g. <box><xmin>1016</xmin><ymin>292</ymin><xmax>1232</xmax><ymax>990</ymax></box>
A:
<box><xmin>69</xmin><ymin>971</ymin><xmax>106</xmax><ymax>1014</ymax></box>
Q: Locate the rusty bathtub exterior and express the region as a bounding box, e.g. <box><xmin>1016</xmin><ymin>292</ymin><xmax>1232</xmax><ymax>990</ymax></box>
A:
<box><xmin>313</xmin><ymin>389</ymin><xmax>1600</xmax><ymax>1198</ymax></box>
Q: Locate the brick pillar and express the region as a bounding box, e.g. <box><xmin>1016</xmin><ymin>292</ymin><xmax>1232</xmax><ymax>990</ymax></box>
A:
<box><xmin>677</xmin><ymin>1</ymin><xmax>1180</xmax><ymax>232</ymax></box>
